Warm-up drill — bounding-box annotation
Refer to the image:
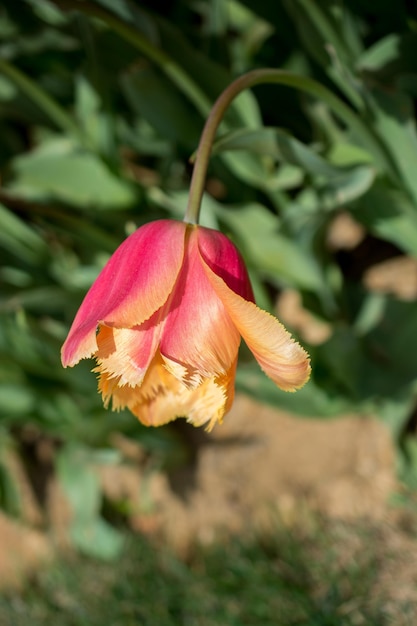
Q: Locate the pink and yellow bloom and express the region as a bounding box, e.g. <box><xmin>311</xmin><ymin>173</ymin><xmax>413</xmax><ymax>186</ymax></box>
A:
<box><xmin>61</xmin><ymin>219</ymin><xmax>310</xmax><ymax>430</ymax></box>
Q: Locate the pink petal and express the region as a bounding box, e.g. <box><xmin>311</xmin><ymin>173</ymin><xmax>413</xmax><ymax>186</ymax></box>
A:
<box><xmin>201</xmin><ymin>254</ymin><xmax>311</xmax><ymax>391</ymax></box>
<box><xmin>197</xmin><ymin>225</ymin><xmax>254</xmax><ymax>301</ymax></box>
<box><xmin>160</xmin><ymin>226</ymin><xmax>241</xmax><ymax>377</ymax></box>
<box><xmin>61</xmin><ymin>220</ymin><xmax>186</xmax><ymax>367</ymax></box>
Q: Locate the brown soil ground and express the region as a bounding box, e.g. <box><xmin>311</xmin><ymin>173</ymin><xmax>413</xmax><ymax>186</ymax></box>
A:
<box><xmin>143</xmin><ymin>395</ymin><xmax>396</xmax><ymax>553</ymax></box>
<box><xmin>0</xmin><ymin>392</ymin><xmax>406</xmax><ymax>590</ymax></box>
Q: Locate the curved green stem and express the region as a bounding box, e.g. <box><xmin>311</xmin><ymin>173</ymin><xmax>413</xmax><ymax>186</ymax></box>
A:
<box><xmin>184</xmin><ymin>68</ymin><xmax>400</xmax><ymax>224</ymax></box>
<box><xmin>0</xmin><ymin>57</ymin><xmax>81</xmax><ymax>138</ymax></box>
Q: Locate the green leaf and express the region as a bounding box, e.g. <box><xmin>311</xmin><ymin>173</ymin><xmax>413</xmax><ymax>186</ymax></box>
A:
<box><xmin>121</xmin><ymin>66</ymin><xmax>202</xmax><ymax>147</ymax></box>
<box><xmin>273</xmin><ymin>163</ymin><xmax>304</xmax><ymax>190</ymax></box>
<box><xmin>57</xmin><ymin>445</ymin><xmax>124</xmax><ymax>559</ymax></box>
<box><xmin>283</xmin><ymin>0</ymin><xmax>363</xmax><ymax>109</ymax></box>
<box><xmin>378</xmin><ymin>393</ymin><xmax>416</xmax><ymax>440</ymax></box>
<box><xmin>316</xmin><ymin>326</ymin><xmax>365</xmax><ymax>399</ymax></box>
<box><xmin>57</xmin><ymin>446</ymin><xmax>100</xmax><ymax>523</ymax></box>
<box><xmin>368</xmin><ymin>88</ymin><xmax>417</xmax><ymax>204</ymax></box>
<box><xmin>328</xmin><ymin>142</ymin><xmax>373</xmax><ymax>167</ymax></box>
<box><xmin>0</xmin><ymin>384</ymin><xmax>36</xmax><ymax>416</ymax></box>
<box><xmin>95</xmin><ymin>0</ymin><xmax>155</xmax><ymax>29</ymax></box>
<box><xmin>228</xmin><ymin>90</ymin><xmax>263</xmax><ymax>130</ymax></box>
<box><xmin>319</xmin><ymin>165</ymin><xmax>375</xmax><ymax>210</ymax></box>
<box><xmin>70</xmin><ymin>517</ymin><xmax>124</xmax><ymax>561</ymax></box>
<box><xmin>213</xmin><ymin>127</ymin><xmax>341</xmax><ymax>177</ymax></box>
<box><xmin>3</xmin><ymin>286</ymin><xmax>74</xmax><ymax>314</ymax></box>
<box><xmin>213</xmin><ymin>128</ymin><xmax>374</xmax><ymax>200</ymax></box>
<box><xmin>0</xmin><ymin>202</ymin><xmax>48</xmax><ymax>264</ymax></box>
<box><xmin>218</xmin><ymin>202</ymin><xmax>327</xmax><ymax>292</ymax></box>
<box><xmin>0</xmin><ymin>75</ymin><xmax>16</xmax><ymax>101</ymax></box>
<box><xmin>75</xmin><ymin>75</ymin><xmax>100</xmax><ymax>133</ymax></box>
<box><xmin>0</xmin><ymin>266</ymin><xmax>32</xmax><ymax>288</ymax></box>
<box><xmin>316</xmin><ymin>300</ymin><xmax>417</xmax><ymax>403</ymax></box>
<box><xmin>236</xmin><ymin>363</ymin><xmax>351</xmax><ymax>417</ymax></box>
<box><xmin>219</xmin><ymin>150</ymin><xmax>277</xmax><ymax>191</ymax></box>
<box><xmin>353</xmin><ymin>184</ymin><xmax>417</xmax><ymax>256</ymax></box>
<box><xmin>357</xmin><ymin>34</ymin><xmax>400</xmax><ymax>71</ymax></box>
<box><xmin>25</xmin><ymin>0</ymin><xmax>67</xmax><ymax>26</ymax></box>
<box><xmin>367</xmin><ymin>299</ymin><xmax>417</xmax><ymax>393</ymax></box>
<box><xmin>9</xmin><ymin>140</ymin><xmax>136</xmax><ymax>209</ymax></box>
<box><xmin>353</xmin><ymin>292</ymin><xmax>387</xmax><ymax>336</ymax></box>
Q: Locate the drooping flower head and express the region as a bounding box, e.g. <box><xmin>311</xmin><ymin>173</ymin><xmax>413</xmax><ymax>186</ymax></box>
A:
<box><xmin>61</xmin><ymin>219</ymin><xmax>310</xmax><ymax>430</ymax></box>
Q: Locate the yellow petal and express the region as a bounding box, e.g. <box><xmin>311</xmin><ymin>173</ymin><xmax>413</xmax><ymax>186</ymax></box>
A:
<box><xmin>94</xmin><ymin>309</ymin><xmax>163</xmax><ymax>386</ymax></box>
<box><xmin>96</xmin><ymin>352</ymin><xmax>237</xmax><ymax>431</ymax></box>
<box><xmin>186</xmin><ymin>360</ymin><xmax>237</xmax><ymax>431</ymax></box>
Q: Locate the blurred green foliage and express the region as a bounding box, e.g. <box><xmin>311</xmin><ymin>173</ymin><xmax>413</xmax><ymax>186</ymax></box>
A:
<box><xmin>2</xmin><ymin>518</ymin><xmax>412</xmax><ymax>626</ymax></box>
<box><xmin>1</xmin><ymin>0</ymin><xmax>417</xmax><ymax>556</ymax></box>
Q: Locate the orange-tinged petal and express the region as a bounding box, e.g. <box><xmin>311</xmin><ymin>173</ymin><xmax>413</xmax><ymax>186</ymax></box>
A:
<box><xmin>160</xmin><ymin>226</ymin><xmax>240</xmax><ymax>377</ymax></box>
<box><xmin>96</xmin><ymin>353</ymin><xmax>182</xmax><ymax>418</ymax></box>
<box><xmin>135</xmin><ymin>361</ymin><xmax>236</xmax><ymax>431</ymax></box>
<box><xmin>96</xmin><ymin>352</ymin><xmax>237</xmax><ymax>431</ymax></box>
<box><xmin>97</xmin><ymin>371</ymin><xmax>126</xmax><ymax>410</ymax></box>
<box><xmin>201</xmin><ymin>256</ymin><xmax>311</xmax><ymax>391</ymax></box>
<box><xmin>186</xmin><ymin>359</ymin><xmax>237</xmax><ymax>431</ymax></box>
<box><xmin>94</xmin><ymin>312</ymin><xmax>162</xmax><ymax>387</ymax></box>
<box><xmin>61</xmin><ymin>220</ymin><xmax>186</xmax><ymax>367</ymax></box>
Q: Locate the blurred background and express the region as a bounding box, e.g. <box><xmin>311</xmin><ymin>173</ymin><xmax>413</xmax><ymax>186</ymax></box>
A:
<box><xmin>1</xmin><ymin>0</ymin><xmax>417</xmax><ymax>623</ymax></box>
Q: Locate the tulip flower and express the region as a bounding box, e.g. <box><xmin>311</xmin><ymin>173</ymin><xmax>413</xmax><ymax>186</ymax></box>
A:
<box><xmin>62</xmin><ymin>69</ymin><xmax>316</xmax><ymax>429</ymax></box>
<box><xmin>61</xmin><ymin>219</ymin><xmax>310</xmax><ymax>430</ymax></box>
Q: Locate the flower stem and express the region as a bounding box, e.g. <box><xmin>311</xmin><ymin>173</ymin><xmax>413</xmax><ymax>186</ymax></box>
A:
<box><xmin>184</xmin><ymin>68</ymin><xmax>399</xmax><ymax>224</ymax></box>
